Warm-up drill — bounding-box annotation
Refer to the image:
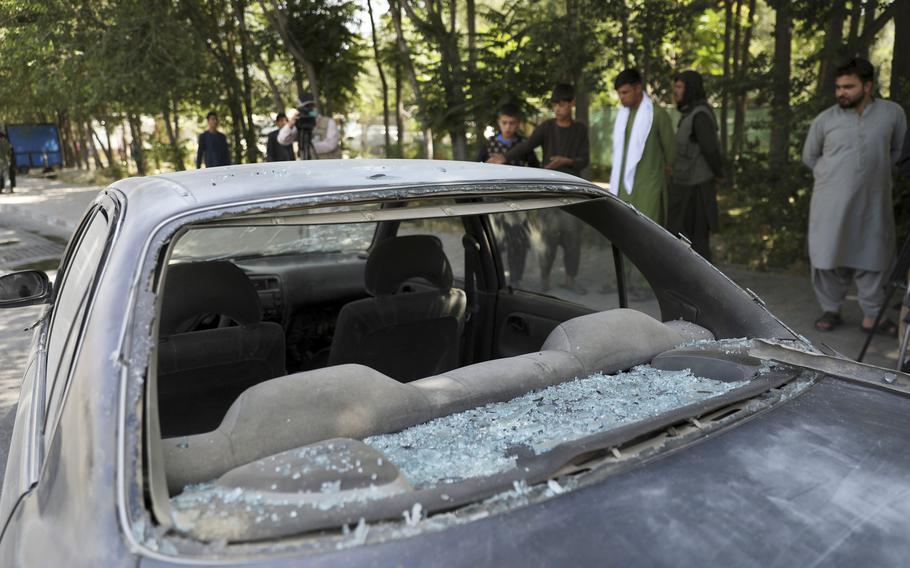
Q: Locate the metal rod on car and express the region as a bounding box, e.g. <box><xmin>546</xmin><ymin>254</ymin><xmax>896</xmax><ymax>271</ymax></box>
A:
<box><xmin>613</xmin><ymin>244</ymin><xmax>627</xmax><ymax>309</ymax></box>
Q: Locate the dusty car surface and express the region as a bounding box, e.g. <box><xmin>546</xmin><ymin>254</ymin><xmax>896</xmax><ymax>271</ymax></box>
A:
<box><xmin>1</xmin><ymin>160</ymin><xmax>909</xmax><ymax>567</ymax></box>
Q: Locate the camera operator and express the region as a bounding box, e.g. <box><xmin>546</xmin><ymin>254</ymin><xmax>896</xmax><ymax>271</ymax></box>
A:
<box><xmin>277</xmin><ymin>93</ymin><xmax>341</xmax><ymax>159</ymax></box>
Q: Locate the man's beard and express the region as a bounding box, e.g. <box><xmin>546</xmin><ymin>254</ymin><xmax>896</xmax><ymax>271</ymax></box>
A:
<box><xmin>837</xmin><ymin>93</ymin><xmax>863</xmax><ymax>109</ymax></box>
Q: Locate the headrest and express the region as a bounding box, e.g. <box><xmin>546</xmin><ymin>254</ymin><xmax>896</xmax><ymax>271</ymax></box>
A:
<box><xmin>541</xmin><ymin>309</ymin><xmax>684</xmax><ymax>375</ymax></box>
<box><xmin>365</xmin><ymin>235</ymin><xmax>453</xmax><ymax>296</ymax></box>
<box><xmin>159</xmin><ymin>261</ymin><xmax>261</xmax><ymax>336</ymax></box>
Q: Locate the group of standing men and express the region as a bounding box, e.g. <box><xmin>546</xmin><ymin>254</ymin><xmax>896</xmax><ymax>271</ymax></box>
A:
<box><xmin>480</xmin><ymin>57</ymin><xmax>910</xmax><ymax>343</ymax></box>
<box><xmin>195</xmin><ymin>92</ymin><xmax>340</xmax><ymax>169</ymax></box>
<box><xmin>196</xmin><ymin>58</ymin><xmax>910</xmax><ymax>342</ymax></box>
<box><xmin>481</xmin><ymin>67</ymin><xmax>723</xmax><ymax>275</ymax></box>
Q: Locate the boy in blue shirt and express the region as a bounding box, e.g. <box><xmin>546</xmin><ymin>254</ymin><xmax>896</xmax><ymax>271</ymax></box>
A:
<box><xmin>478</xmin><ymin>104</ymin><xmax>540</xmax><ymax>167</ymax></box>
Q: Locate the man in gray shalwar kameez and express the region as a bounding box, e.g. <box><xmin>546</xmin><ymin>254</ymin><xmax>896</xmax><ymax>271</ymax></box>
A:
<box><xmin>803</xmin><ymin>58</ymin><xmax>908</xmax><ymax>334</ymax></box>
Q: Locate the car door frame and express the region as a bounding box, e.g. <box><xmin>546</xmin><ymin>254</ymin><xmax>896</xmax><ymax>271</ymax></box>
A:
<box><xmin>0</xmin><ymin>195</ymin><xmax>120</xmax><ymax>538</ymax></box>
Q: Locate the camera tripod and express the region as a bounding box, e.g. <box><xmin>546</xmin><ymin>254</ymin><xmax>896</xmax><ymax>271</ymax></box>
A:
<box><xmin>297</xmin><ymin>126</ymin><xmax>319</xmax><ymax>161</ymax></box>
<box><xmin>857</xmin><ymin>231</ymin><xmax>910</xmax><ymax>369</ymax></box>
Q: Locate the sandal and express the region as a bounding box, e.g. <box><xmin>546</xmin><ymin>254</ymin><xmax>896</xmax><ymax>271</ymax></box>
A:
<box><xmin>814</xmin><ymin>311</ymin><xmax>842</xmax><ymax>332</ymax></box>
<box><xmin>861</xmin><ymin>317</ymin><xmax>899</xmax><ymax>338</ymax></box>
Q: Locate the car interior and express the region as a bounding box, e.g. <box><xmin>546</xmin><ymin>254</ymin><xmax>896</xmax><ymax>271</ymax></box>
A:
<box><xmin>143</xmin><ymin>192</ymin><xmax>797</xmax><ymax>544</ymax></box>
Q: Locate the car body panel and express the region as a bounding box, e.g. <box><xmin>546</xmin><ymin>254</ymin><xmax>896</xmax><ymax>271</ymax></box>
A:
<box><xmin>140</xmin><ymin>377</ymin><xmax>910</xmax><ymax>567</ymax></box>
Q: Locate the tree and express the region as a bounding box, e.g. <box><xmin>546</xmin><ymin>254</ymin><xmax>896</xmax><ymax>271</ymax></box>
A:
<box><xmin>261</xmin><ymin>0</ymin><xmax>364</xmax><ymax>117</ymax></box>
<box><xmin>769</xmin><ymin>0</ymin><xmax>792</xmax><ymax>170</ymax></box>
<box><xmin>892</xmin><ymin>0</ymin><xmax>910</xmax><ymax>112</ymax></box>
<box><xmin>366</xmin><ymin>0</ymin><xmax>392</xmax><ymax>157</ymax></box>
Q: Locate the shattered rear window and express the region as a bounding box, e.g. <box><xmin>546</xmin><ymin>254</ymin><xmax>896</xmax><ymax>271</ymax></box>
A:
<box><xmin>168</xmin><ymin>365</ymin><xmax>750</xmax><ymax>542</ymax></box>
<box><xmin>364</xmin><ymin>366</ymin><xmax>747</xmax><ymax>488</ymax></box>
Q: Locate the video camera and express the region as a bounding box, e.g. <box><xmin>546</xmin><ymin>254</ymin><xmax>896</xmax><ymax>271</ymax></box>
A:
<box><xmin>295</xmin><ymin>104</ymin><xmax>317</xmax><ymax>132</ymax></box>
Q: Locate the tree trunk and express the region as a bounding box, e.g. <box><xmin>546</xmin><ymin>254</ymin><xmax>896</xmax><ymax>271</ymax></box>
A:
<box><xmin>257</xmin><ymin>52</ymin><xmax>285</xmax><ymax>113</ymax></box>
<box><xmin>467</xmin><ymin>0</ymin><xmax>483</xmax><ymax>153</ymax></box>
<box><xmin>85</xmin><ymin>121</ymin><xmax>105</xmax><ymax>170</ymax></box>
<box><xmin>769</xmin><ymin>0</ymin><xmax>792</xmax><ymax>170</ymax></box>
<box><xmin>128</xmin><ymin>113</ymin><xmax>147</xmax><ymax>176</ymax></box>
<box><xmin>92</xmin><ymin>120</ymin><xmax>115</xmax><ymax>167</ymax></box>
<box><xmin>731</xmin><ymin>0</ymin><xmax>742</xmax><ymax>87</ymax></box>
<box><xmin>171</xmin><ymin>98</ymin><xmax>185</xmax><ymax>171</ymax></box>
<box><xmin>721</xmin><ymin>0</ymin><xmax>732</xmax><ymax>154</ymax></box>
<box><xmin>816</xmin><ymin>0</ymin><xmax>847</xmax><ymax>102</ymax></box>
<box><xmin>75</xmin><ymin>119</ymin><xmax>88</xmax><ymax>170</ymax></box>
<box><xmin>120</xmin><ymin>117</ymin><xmax>129</xmax><ymax>166</ymax></box>
<box><xmin>235</xmin><ymin>0</ymin><xmax>259</xmax><ymax>163</ymax></box>
<box><xmin>293</xmin><ymin>60</ymin><xmax>306</xmax><ymax>103</ymax></box>
<box><xmin>391</xmin><ymin>0</ymin><xmax>432</xmax><ymax>158</ymax></box>
<box><xmin>367</xmin><ymin>0</ymin><xmax>391</xmax><ymax>157</ymax></box>
<box><xmin>567</xmin><ymin>0</ymin><xmax>589</xmax><ymax>130</ymax></box>
<box><xmin>892</xmin><ymin>0</ymin><xmax>910</xmax><ymax>112</ymax></box>
<box><xmin>162</xmin><ymin>105</ymin><xmax>181</xmax><ymax>171</ymax></box>
<box><xmin>859</xmin><ymin>0</ymin><xmax>877</xmax><ymax>59</ymax></box>
<box><xmin>395</xmin><ymin>58</ymin><xmax>404</xmax><ymax>157</ymax></box>
<box><xmin>57</xmin><ymin>110</ymin><xmax>76</xmax><ymax>168</ymax></box>
<box><xmin>621</xmin><ymin>4</ymin><xmax>631</xmax><ymax>68</ymax></box>
<box><xmin>732</xmin><ymin>0</ymin><xmax>756</xmax><ymax>159</ymax></box>
<box><xmin>434</xmin><ymin>3</ymin><xmax>469</xmax><ymax>159</ymax></box>
<box><xmin>847</xmin><ymin>0</ymin><xmax>862</xmax><ymax>46</ymax></box>
<box><xmin>259</xmin><ymin>0</ymin><xmax>321</xmax><ymax>104</ymax></box>
<box><xmin>228</xmin><ymin>97</ymin><xmax>245</xmax><ymax>165</ymax></box>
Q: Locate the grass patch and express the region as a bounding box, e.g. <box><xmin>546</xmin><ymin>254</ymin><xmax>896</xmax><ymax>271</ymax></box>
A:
<box><xmin>12</xmin><ymin>258</ymin><xmax>60</xmax><ymax>272</ymax></box>
<box><xmin>34</xmin><ymin>233</ymin><xmax>68</xmax><ymax>246</ymax></box>
<box><xmin>56</xmin><ymin>167</ymin><xmax>120</xmax><ymax>187</ymax></box>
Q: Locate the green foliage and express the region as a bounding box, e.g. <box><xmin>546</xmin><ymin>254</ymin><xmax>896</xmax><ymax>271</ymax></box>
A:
<box><xmin>719</xmin><ymin>153</ymin><xmax>813</xmax><ymax>270</ymax></box>
<box><xmin>474</xmin><ymin>0</ymin><xmax>619</xmax><ymax>126</ymax></box>
<box><xmin>1</xmin><ymin>0</ymin><xmax>906</xmax><ymax>271</ymax></box>
<box><xmin>285</xmin><ymin>0</ymin><xmax>366</xmax><ymax>115</ymax></box>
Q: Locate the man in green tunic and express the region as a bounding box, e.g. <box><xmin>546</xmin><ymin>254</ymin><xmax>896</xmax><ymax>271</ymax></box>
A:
<box><xmin>609</xmin><ymin>69</ymin><xmax>676</xmax><ymax>226</ymax></box>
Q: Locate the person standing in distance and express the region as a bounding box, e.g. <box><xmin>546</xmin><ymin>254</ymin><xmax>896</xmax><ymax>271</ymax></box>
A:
<box><xmin>489</xmin><ymin>84</ymin><xmax>590</xmax><ymax>294</ymax></box>
<box><xmin>0</xmin><ymin>132</ymin><xmax>11</xmax><ymax>193</ymax></box>
<box><xmin>266</xmin><ymin>112</ymin><xmax>295</xmax><ymax>162</ymax></box>
<box><xmin>668</xmin><ymin>70</ymin><xmax>724</xmax><ymax>261</ymax></box>
<box><xmin>479</xmin><ymin>103</ymin><xmax>540</xmax><ymax>287</ymax></box>
<box><xmin>478</xmin><ymin>103</ymin><xmax>540</xmax><ymax>167</ymax></box>
<box><xmin>195</xmin><ymin>111</ymin><xmax>232</xmax><ymax>169</ymax></box>
<box><xmin>803</xmin><ymin>57</ymin><xmax>907</xmax><ymax>335</ymax></box>
<box><xmin>278</xmin><ymin>93</ymin><xmax>341</xmax><ymax>159</ymax></box>
<box><xmin>609</xmin><ymin>68</ymin><xmax>676</xmax><ymax>226</ymax></box>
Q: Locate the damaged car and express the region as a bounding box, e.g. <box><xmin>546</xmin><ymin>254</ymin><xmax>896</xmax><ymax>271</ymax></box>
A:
<box><xmin>1</xmin><ymin>160</ymin><xmax>909</xmax><ymax>566</ymax></box>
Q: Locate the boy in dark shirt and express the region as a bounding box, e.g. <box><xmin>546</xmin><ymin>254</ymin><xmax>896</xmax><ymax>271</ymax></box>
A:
<box><xmin>266</xmin><ymin>112</ymin><xmax>295</xmax><ymax>162</ymax></box>
<box><xmin>489</xmin><ymin>85</ymin><xmax>590</xmax><ymax>294</ymax></box>
<box><xmin>489</xmin><ymin>84</ymin><xmax>589</xmax><ymax>177</ymax></box>
<box><xmin>195</xmin><ymin>111</ymin><xmax>232</xmax><ymax>169</ymax></box>
<box><xmin>478</xmin><ymin>103</ymin><xmax>540</xmax><ymax>167</ymax></box>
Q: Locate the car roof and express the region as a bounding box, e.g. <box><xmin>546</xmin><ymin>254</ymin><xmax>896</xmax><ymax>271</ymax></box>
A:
<box><xmin>109</xmin><ymin>159</ymin><xmax>600</xmax><ymax>224</ymax></box>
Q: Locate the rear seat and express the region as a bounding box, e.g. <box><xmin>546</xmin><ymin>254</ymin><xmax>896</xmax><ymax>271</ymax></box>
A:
<box><xmin>163</xmin><ymin>309</ymin><xmax>690</xmax><ymax>491</ymax></box>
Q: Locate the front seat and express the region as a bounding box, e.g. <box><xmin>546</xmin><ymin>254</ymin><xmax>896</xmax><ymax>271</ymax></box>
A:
<box><xmin>157</xmin><ymin>261</ymin><xmax>285</xmax><ymax>437</ymax></box>
<box><xmin>328</xmin><ymin>235</ymin><xmax>467</xmax><ymax>382</ymax></box>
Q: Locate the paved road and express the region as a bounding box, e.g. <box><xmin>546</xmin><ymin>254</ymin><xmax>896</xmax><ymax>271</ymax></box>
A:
<box><xmin>0</xmin><ymin>174</ymin><xmax>98</xmax><ymax>482</ymax></box>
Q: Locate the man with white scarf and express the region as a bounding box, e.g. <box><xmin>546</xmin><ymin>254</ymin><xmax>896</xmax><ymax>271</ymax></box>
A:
<box><xmin>609</xmin><ymin>69</ymin><xmax>676</xmax><ymax>226</ymax></box>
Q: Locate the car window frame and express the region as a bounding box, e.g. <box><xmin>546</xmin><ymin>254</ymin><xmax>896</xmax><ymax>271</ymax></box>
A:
<box><xmin>41</xmin><ymin>197</ymin><xmax>119</xmax><ymax>444</ymax></box>
<box><xmin>484</xmin><ymin>204</ymin><xmax>629</xmax><ymax>311</ymax></box>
